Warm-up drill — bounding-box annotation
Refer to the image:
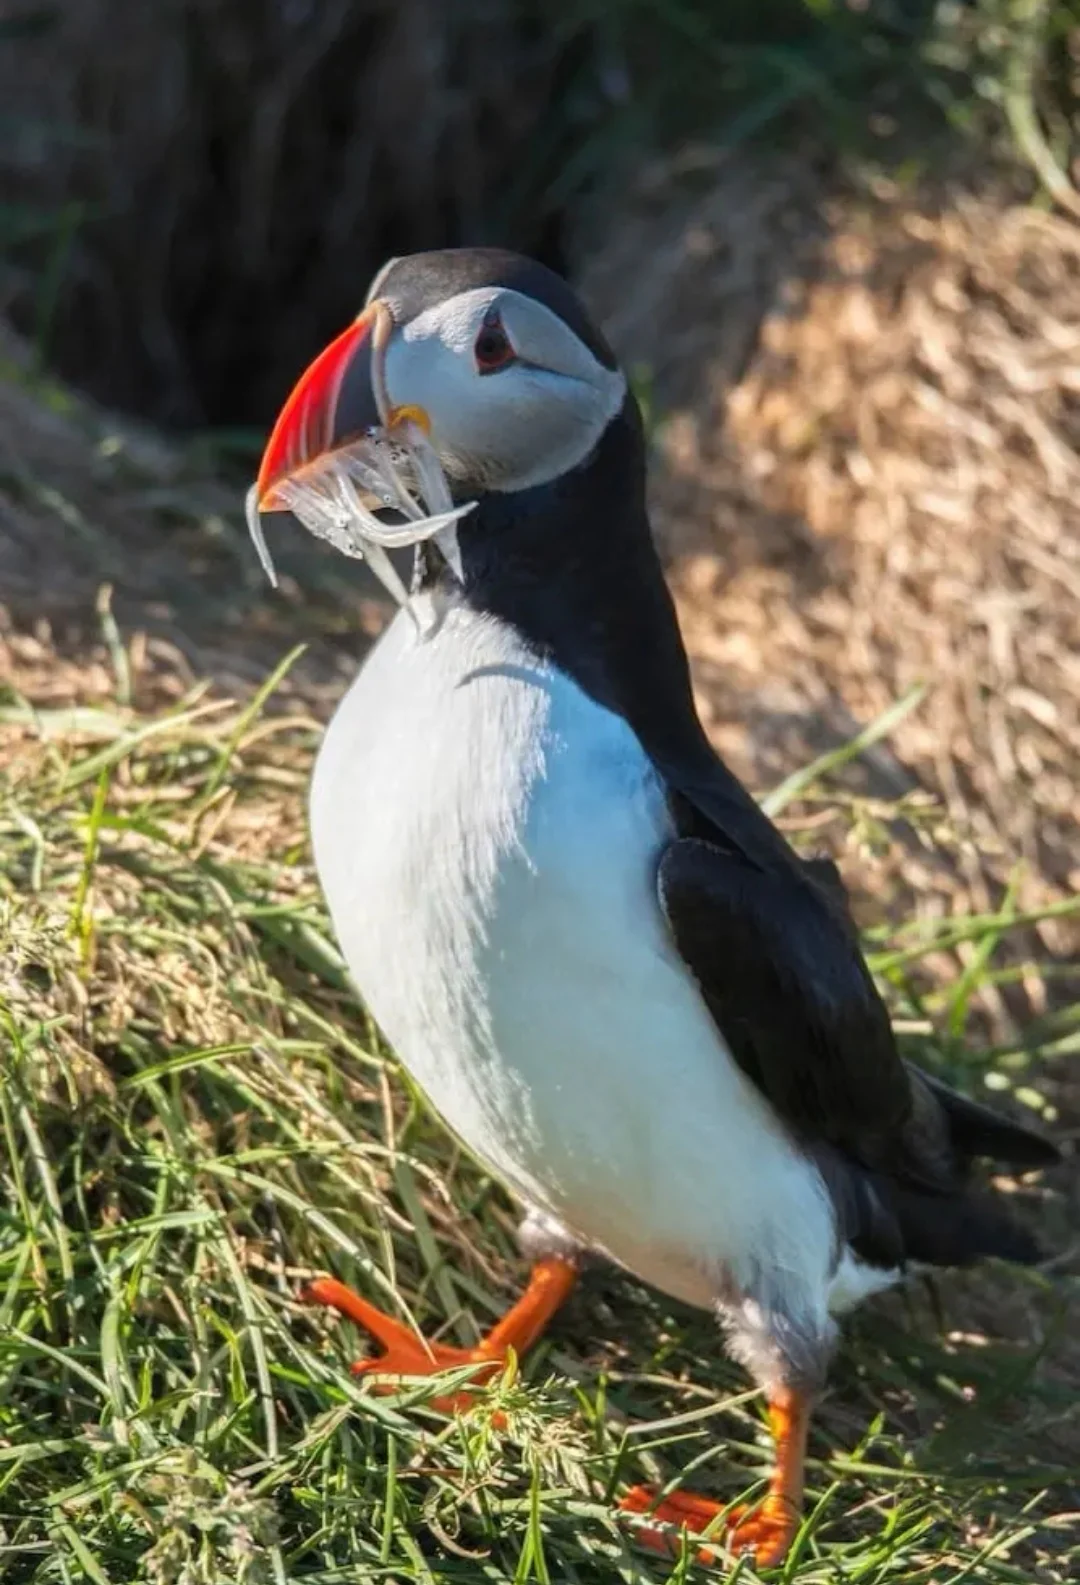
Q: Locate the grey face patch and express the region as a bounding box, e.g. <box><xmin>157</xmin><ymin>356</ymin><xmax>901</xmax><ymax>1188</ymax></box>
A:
<box><xmin>380</xmin><ymin>286</ymin><xmax>626</xmax><ymax>496</ymax></box>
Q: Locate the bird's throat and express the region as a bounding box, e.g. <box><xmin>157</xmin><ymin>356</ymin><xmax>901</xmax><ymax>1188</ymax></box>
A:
<box><xmin>427</xmin><ymin>403</ymin><xmax>710</xmax><ymax>777</ymax></box>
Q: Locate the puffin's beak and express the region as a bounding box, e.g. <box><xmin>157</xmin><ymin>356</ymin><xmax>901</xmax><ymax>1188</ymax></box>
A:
<box><xmin>256</xmin><ymin>299</ymin><xmax>390</xmax><ymax>513</ymax></box>
<box><xmin>247</xmin><ymin>298</ymin><xmax>471</xmax><ymax>611</ymax></box>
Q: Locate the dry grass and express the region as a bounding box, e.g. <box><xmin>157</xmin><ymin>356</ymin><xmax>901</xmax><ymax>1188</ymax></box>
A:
<box><xmin>580</xmin><ymin>155</ymin><xmax>1080</xmax><ymax>1035</ymax></box>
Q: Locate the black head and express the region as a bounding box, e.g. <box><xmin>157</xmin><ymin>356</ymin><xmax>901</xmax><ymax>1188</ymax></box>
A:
<box><xmin>366</xmin><ymin>248</ymin><xmax>620</xmax><ymax>377</ymax></box>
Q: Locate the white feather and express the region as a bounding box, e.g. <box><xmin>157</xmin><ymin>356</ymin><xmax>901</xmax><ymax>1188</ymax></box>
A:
<box><xmin>311</xmin><ymin>602</ymin><xmax>897</xmax><ymax>1325</ymax></box>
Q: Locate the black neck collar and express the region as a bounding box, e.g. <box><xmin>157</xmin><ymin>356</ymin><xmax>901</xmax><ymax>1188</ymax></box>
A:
<box><xmin>421</xmin><ymin>399</ymin><xmax>716</xmax><ymax>780</ymax></box>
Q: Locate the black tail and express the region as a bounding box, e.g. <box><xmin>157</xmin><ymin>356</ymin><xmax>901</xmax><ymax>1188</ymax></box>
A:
<box><xmin>914</xmin><ymin>1067</ymin><xmax>1060</xmax><ymax>1171</ymax></box>
<box><xmin>891</xmin><ymin>1182</ymin><xmax>1046</xmax><ymax>1268</ymax></box>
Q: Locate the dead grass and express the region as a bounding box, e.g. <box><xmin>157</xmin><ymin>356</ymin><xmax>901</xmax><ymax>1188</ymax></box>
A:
<box><xmin>579</xmin><ymin>155</ymin><xmax>1080</xmax><ymax>1036</ymax></box>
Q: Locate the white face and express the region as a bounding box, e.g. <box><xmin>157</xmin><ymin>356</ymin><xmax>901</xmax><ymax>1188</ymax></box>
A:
<box><xmin>379</xmin><ymin>286</ymin><xmax>627</xmax><ymax>494</ymax></box>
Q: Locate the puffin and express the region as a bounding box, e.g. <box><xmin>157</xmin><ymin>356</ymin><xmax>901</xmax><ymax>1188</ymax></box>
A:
<box><xmin>251</xmin><ymin>248</ymin><xmax>1059</xmax><ymax>1566</ymax></box>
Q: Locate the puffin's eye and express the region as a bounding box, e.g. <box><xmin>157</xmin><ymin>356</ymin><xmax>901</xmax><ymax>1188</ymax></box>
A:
<box><xmin>474</xmin><ymin>310</ymin><xmax>515</xmax><ymax>375</ymax></box>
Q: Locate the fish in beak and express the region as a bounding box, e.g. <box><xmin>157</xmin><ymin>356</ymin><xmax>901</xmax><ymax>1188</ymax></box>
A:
<box><xmin>247</xmin><ymin>298</ymin><xmax>473</xmax><ymax>620</ymax></box>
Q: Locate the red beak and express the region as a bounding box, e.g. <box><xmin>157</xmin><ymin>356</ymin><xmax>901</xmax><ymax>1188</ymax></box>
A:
<box><xmin>255</xmin><ymin>301</ymin><xmax>383</xmax><ymax>512</ymax></box>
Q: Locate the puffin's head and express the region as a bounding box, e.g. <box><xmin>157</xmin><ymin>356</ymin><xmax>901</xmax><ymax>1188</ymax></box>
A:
<box><xmin>256</xmin><ymin>249</ymin><xmax>627</xmax><ymax>510</ymax></box>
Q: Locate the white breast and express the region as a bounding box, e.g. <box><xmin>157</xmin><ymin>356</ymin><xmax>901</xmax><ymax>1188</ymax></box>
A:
<box><xmin>311</xmin><ymin>603</ymin><xmax>844</xmax><ymax>1317</ymax></box>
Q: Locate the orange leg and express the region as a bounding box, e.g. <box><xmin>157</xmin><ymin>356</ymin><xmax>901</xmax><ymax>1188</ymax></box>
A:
<box><xmin>301</xmin><ymin>1256</ymin><xmax>577</xmax><ymax>1415</ymax></box>
<box><xmin>620</xmin><ymin>1386</ymin><xmax>810</xmax><ymax>1568</ymax></box>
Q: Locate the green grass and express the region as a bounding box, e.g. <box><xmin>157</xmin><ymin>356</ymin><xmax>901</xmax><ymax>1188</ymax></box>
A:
<box><xmin>0</xmin><ymin>656</ymin><xmax>1076</xmax><ymax>1583</ymax></box>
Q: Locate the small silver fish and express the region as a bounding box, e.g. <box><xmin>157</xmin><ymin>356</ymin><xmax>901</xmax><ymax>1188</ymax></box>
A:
<box><xmin>247</xmin><ymin>421</ymin><xmax>474</xmax><ymax>633</ymax></box>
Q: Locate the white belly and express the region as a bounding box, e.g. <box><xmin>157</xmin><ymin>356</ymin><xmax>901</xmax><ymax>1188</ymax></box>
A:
<box><xmin>311</xmin><ymin>603</ymin><xmax>842</xmax><ymax>1314</ymax></box>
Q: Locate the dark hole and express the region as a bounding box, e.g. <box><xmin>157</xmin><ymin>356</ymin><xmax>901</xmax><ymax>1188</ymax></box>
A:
<box><xmin>0</xmin><ymin>4</ymin><xmax>578</xmax><ymax>432</ymax></box>
<box><xmin>1</xmin><ymin>2</ymin><xmax>945</xmax><ymax>432</ymax></box>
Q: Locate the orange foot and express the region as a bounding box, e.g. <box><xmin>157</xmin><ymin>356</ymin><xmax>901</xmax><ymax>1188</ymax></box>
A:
<box><xmin>301</xmin><ymin>1256</ymin><xmax>577</xmax><ymax>1416</ymax></box>
<box><xmin>619</xmin><ymin>1386</ymin><xmax>810</xmax><ymax>1569</ymax></box>
<box><xmin>620</xmin><ymin>1486</ymin><xmax>797</xmax><ymax>1568</ymax></box>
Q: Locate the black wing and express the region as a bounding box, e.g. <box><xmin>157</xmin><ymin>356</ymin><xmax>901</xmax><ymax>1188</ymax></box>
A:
<box><xmin>657</xmin><ymin>830</ymin><xmax>1059</xmax><ymax>1269</ymax></box>
<box><xmin>657</xmin><ymin>835</ymin><xmax>911</xmax><ymax>1161</ymax></box>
